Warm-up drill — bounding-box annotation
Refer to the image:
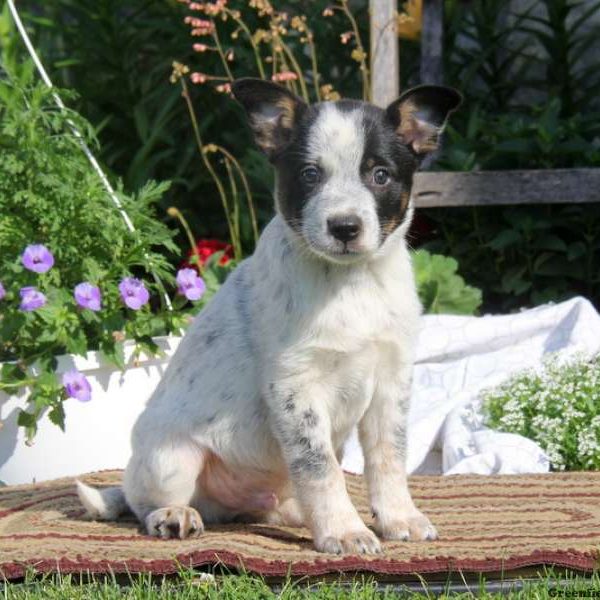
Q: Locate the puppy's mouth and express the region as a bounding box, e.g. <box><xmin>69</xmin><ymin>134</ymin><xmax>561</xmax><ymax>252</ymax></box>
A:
<box><xmin>306</xmin><ymin>239</ymin><xmax>372</xmax><ymax>264</ymax></box>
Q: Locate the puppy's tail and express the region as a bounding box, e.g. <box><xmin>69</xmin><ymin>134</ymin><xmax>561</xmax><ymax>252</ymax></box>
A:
<box><xmin>76</xmin><ymin>480</ymin><xmax>129</xmax><ymax>520</ymax></box>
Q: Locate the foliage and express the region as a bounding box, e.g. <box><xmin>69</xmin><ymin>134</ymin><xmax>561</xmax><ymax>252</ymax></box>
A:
<box><xmin>166</xmin><ymin>0</ymin><xmax>373</xmax><ymax>257</ymax></box>
<box><xmin>13</xmin><ymin>0</ymin><xmax>370</xmax><ymax>250</ymax></box>
<box><xmin>423</xmin><ymin>203</ymin><xmax>600</xmax><ymax>312</ymax></box>
<box><xmin>5</xmin><ymin>568</ymin><xmax>600</xmax><ymax>599</ymax></box>
<box><xmin>17</xmin><ymin>0</ymin><xmax>203</xmax><ymax>205</ymax></box>
<box><xmin>0</xmin><ymin>69</ymin><xmax>198</xmax><ymax>439</ymax></box>
<box><xmin>412</xmin><ymin>250</ymin><xmax>482</xmax><ymax>315</ymax></box>
<box><xmin>438</xmin><ymin>99</ymin><xmax>600</xmax><ymax>172</ymax></box>
<box><xmin>438</xmin><ymin>0</ymin><xmax>600</xmax><ymax>169</ymax></box>
<box><xmin>6</xmin><ymin>0</ymin><xmax>600</xmax><ymax>314</ymax></box>
<box><xmin>420</xmin><ymin>0</ymin><xmax>600</xmax><ymax>312</ymax></box>
<box><xmin>482</xmin><ymin>354</ymin><xmax>600</xmax><ymax>471</ymax></box>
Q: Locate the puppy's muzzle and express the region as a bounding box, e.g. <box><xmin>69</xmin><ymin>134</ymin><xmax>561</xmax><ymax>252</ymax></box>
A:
<box><xmin>327</xmin><ymin>214</ymin><xmax>363</xmax><ymax>244</ymax></box>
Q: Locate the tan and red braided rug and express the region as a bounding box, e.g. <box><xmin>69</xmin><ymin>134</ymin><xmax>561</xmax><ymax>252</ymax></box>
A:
<box><xmin>0</xmin><ymin>470</ymin><xmax>599</xmax><ymax>580</ymax></box>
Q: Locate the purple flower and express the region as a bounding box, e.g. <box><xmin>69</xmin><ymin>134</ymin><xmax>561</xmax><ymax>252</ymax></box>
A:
<box><xmin>74</xmin><ymin>282</ymin><xmax>102</xmax><ymax>311</ymax></box>
<box><xmin>0</xmin><ymin>282</ymin><xmax>5</xmax><ymax>300</ymax></box>
<box><xmin>62</xmin><ymin>369</ymin><xmax>92</xmax><ymax>402</ymax></box>
<box><xmin>19</xmin><ymin>287</ymin><xmax>46</xmax><ymax>311</ymax></box>
<box><xmin>176</xmin><ymin>268</ymin><xmax>206</xmax><ymax>301</ymax></box>
<box><xmin>22</xmin><ymin>244</ymin><xmax>54</xmax><ymax>274</ymax></box>
<box><xmin>118</xmin><ymin>277</ymin><xmax>150</xmax><ymax>310</ymax></box>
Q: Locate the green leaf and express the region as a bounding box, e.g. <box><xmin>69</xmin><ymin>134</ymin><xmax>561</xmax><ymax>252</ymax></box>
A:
<box><xmin>17</xmin><ymin>410</ymin><xmax>37</xmax><ymax>429</ymax></box>
<box><xmin>99</xmin><ymin>339</ymin><xmax>126</xmax><ymax>371</ymax></box>
<box><xmin>412</xmin><ymin>250</ymin><xmax>482</xmax><ymax>315</ymax></box>
<box><xmin>48</xmin><ymin>403</ymin><xmax>66</xmax><ymax>431</ymax></box>
<box><xmin>64</xmin><ymin>331</ymin><xmax>88</xmax><ymax>357</ymax></box>
<box><xmin>487</xmin><ymin>229</ymin><xmax>522</xmax><ymax>251</ymax></box>
<box><xmin>0</xmin><ymin>363</ymin><xmax>27</xmax><ymax>384</ymax></box>
<box><xmin>533</xmin><ymin>234</ymin><xmax>568</xmax><ymax>253</ymax></box>
<box><xmin>567</xmin><ymin>241</ymin><xmax>587</xmax><ymax>261</ymax></box>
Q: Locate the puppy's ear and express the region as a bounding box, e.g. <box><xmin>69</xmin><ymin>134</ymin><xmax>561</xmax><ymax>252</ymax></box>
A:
<box><xmin>386</xmin><ymin>85</ymin><xmax>462</xmax><ymax>155</ymax></box>
<box><xmin>231</xmin><ymin>78</ymin><xmax>307</xmax><ymax>160</ymax></box>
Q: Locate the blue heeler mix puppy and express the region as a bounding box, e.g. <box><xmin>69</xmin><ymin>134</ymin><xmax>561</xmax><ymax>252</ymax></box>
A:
<box><xmin>78</xmin><ymin>78</ymin><xmax>461</xmax><ymax>554</ymax></box>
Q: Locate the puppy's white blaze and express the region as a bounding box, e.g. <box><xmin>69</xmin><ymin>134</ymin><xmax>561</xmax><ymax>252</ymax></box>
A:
<box><xmin>303</xmin><ymin>105</ymin><xmax>381</xmax><ymax>256</ymax></box>
<box><xmin>307</xmin><ymin>105</ymin><xmax>364</xmax><ymax>178</ymax></box>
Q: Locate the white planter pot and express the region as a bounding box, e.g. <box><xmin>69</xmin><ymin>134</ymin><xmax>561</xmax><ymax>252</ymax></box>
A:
<box><xmin>0</xmin><ymin>336</ymin><xmax>181</xmax><ymax>486</ymax></box>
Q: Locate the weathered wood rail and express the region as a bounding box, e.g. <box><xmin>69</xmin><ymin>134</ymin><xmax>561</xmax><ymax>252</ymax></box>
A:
<box><xmin>412</xmin><ymin>169</ymin><xmax>600</xmax><ymax>207</ymax></box>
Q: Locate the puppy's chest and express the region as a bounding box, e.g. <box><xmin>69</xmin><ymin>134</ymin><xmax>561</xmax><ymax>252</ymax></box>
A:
<box><xmin>308</xmin><ymin>275</ymin><xmax>410</xmax><ymax>350</ymax></box>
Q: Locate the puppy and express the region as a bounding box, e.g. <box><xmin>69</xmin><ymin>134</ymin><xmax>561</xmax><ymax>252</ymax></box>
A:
<box><xmin>77</xmin><ymin>79</ymin><xmax>461</xmax><ymax>554</ymax></box>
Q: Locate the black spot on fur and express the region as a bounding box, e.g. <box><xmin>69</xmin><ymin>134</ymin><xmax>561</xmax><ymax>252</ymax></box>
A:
<box><xmin>205</xmin><ymin>330</ymin><xmax>218</xmax><ymax>345</ymax></box>
<box><xmin>360</xmin><ymin>106</ymin><xmax>418</xmax><ymax>241</ymax></box>
<box><xmin>287</xmin><ymin>431</ymin><xmax>330</xmax><ymax>479</ymax></box>
<box><xmin>272</xmin><ymin>103</ymin><xmax>323</xmax><ymax>232</ymax></box>
<box><xmin>302</xmin><ymin>408</ymin><xmax>319</xmax><ymax>427</ymax></box>
<box><xmin>221</xmin><ymin>391</ymin><xmax>234</xmax><ymax>403</ymax></box>
<box><xmin>281</xmin><ymin>239</ymin><xmax>291</xmax><ymax>260</ymax></box>
<box><xmin>285</xmin><ymin>297</ymin><xmax>293</xmax><ymax>314</ymax></box>
<box><xmin>253</xmin><ymin>404</ymin><xmax>267</xmax><ymax>423</ymax></box>
<box><xmin>284</xmin><ymin>392</ymin><xmax>296</xmax><ymax>412</ymax></box>
<box><xmin>290</xmin><ymin>448</ymin><xmax>329</xmax><ymax>479</ymax></box>
<box><xmin>393</xmin><ymin>424</ymin><xmax>407</xmax><ymax>459</ymax></box>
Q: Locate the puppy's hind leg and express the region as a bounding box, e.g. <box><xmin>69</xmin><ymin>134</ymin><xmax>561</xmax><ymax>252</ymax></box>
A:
<box><xmin>123</xmin><ymin>440</ymin><xmax>205</xmax><ymax>540</ymax></box>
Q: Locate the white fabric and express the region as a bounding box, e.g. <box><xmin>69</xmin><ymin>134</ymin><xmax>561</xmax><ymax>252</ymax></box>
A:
<box><xmin>342</xmin><ymin>296</ymin><xmax>600</xmax><ymax>476</ymax></box>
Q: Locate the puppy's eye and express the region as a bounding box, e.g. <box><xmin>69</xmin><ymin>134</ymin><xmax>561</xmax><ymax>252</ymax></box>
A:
<box><xmin>301</xmin><ymin>166</ymin><xmax>320</xmax><ymax>185</ymax></box>
<box><xmin>373</xmin><ymin>167</ymin><xmax>390</xmax><ymax>186</ymax></box>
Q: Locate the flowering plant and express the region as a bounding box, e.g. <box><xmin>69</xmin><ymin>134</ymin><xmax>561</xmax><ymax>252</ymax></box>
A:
<box><xmin>168</xmin><ymin>0</ymin><xmax>375</xmax><ymax>261</ymax></box>
<box><xmin>0</xmin><ymin>75</ymin><xmax>208</xmax><ymax>440</ymax></box>
<box><xmin>186</xmin><ymin>239</ymin><xmax>234</xmax><ymax>267</ymax></box>
<box><xmin>481</xmin><ymin>354</ymin><xmax>600</xmax><ymax>471</ymax></box>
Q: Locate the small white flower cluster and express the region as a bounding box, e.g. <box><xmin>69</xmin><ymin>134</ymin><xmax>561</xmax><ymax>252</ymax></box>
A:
<box><xmin>481</xmin><ymin>353</ymin><xmax>600</xmax><ymax>471</ymax></box>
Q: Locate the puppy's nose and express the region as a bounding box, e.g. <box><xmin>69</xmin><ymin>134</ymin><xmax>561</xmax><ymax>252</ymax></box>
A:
<box><xmin>327</xmin><ymin>215</ymin><xmax>363</xmax><ymax>243</ymax></box>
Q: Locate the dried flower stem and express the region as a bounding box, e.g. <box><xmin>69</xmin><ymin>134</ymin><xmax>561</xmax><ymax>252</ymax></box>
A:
<box><xmin>179</xmin><ymin>78</ymin><xmax>241</xmax><ymax>259</ymax></box>
<box><xmin>339</xmin><ymin>0</ymin><xmax>370</xmax><ymax>101</ymax></box>
<box><xmin>167</xmin><ymin>206</ymin><xmax>204</xmax><ymax>274</ymax></box>
<box><xmin>211</xmin><ymin>22</ymin><xmax>234</xmax><ymax>81</ymax></box>
<box><xmin>271</xmin><ymin>41</ymin><xmax>278</xmax><ymax>77</ymax></box>
<box><xmin>209</xmin><ymin>144</ymin><xmax>259</xmax><ymax>245</ymax></box>
<box><xmin>278</xmin><ymin>37</ymin><xmax>310</xmax><ymax>101</ymax></box>
<box><xmin>224</xmin><ymin>9</ymin><xmax>266</xmax><ymax>79</ymax></box>
<box><xmin>223</xmin><ymin>158</ymin><xmax>241</xmax><ymax>247</ymax></box>
<box><xmin>306</xmin><ymin>31</ymin><xmax>322</xmax><ymax>101</ymax></box>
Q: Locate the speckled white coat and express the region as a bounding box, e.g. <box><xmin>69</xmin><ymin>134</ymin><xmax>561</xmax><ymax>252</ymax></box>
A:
<box><xmin>77</xmin><ymin>80</ymin><xmax>461</xmax><ymax>554</ymax></box>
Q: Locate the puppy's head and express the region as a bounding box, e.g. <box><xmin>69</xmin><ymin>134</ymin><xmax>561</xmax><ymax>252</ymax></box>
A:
<box><xmin>232</xmin><ymin>79</ymin><xmax>461</xmax><ymax>264</ymax></box>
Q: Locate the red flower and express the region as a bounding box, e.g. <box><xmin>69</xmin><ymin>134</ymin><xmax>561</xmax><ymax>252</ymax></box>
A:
<box><xmin>184</xmin><ymin>239</ymin><xmax>233</xmax><ymax>270</ymax></box>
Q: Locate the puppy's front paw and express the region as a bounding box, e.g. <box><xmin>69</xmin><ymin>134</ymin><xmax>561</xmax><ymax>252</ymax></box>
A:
<box><xmin>146</xmin><ymin>506</ymin><xmax>204</xmax><ymax>540</ymax></box>
<box><xmin>316</xmin><ymin>527</ymin><xmax>382</xmax><ymax>555</ymax></box>
<box><xmin>376</xmin><ymin>509</ymin><xmax>437</xmax><ymax>542</ymax></box>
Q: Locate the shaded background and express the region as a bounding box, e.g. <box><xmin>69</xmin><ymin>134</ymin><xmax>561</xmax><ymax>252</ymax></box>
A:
<box><xmin>3</xmin><ymin>0</ymin><xmax>600</xmax><ymax>313</ymax></box>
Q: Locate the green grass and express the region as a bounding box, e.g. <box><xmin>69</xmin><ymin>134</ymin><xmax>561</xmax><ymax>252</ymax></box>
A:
<box><xmin>1</xmin><ymin>568</ymin><xmax>599</xmax><ymax>599</ymax></box>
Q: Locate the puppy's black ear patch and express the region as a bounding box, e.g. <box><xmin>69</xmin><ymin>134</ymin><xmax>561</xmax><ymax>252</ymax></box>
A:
<box><xmin>386</xmin><ymin>85</ymin><xmax>462</xmax><ymax>155</ymax></box>
<box><xmin>231</xmin><ymin>78</ymin><xmax>307</xmax><ymax>161</ymax></box>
